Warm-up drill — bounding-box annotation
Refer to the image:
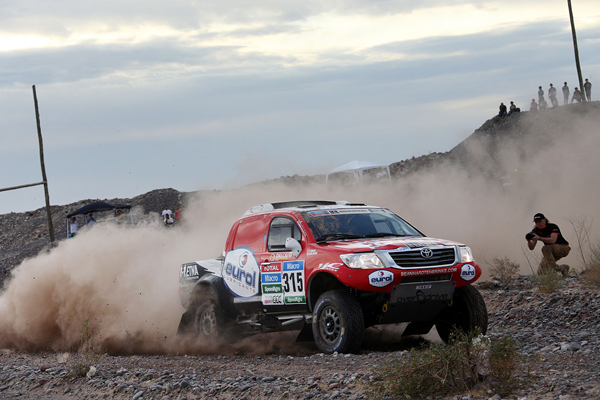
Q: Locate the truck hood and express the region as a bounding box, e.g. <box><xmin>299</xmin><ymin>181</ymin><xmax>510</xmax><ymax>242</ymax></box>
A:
<box><xmin>321</xmin><ymin>236</ymin><xmax>464</xmax><ymax>252</ymax></box>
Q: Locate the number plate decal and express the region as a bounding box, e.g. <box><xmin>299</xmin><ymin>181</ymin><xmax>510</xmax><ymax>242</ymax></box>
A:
<box><xmin>282</xmin><ymin>261</ymin><xmax>306</xmax><ymax>304</ymax></box>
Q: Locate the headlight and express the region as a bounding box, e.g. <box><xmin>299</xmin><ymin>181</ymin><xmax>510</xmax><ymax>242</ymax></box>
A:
<box><xmin>459</xmin><ymin>247</ymin><xmax>474</xmax><ymax>263</ymax></box>
<box><xmin>340</xmin><ymin>253</ymin><xmax>384</xmax><ymax>269</ymax></box>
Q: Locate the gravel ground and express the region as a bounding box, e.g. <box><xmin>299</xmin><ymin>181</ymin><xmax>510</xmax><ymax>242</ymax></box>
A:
<box><xmin>0</xmin><ymin>276</ymin><xmax>598</xmax><ymax>400</ymax></box>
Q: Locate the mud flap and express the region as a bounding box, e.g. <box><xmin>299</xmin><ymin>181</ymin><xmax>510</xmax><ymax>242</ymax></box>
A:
<box><xmin>295</xmin><ymin>322</ymin><xmax>314</xmax><ymax>342</ymax></box>
<box><xmin>402</xmin><ymin>321</ymin><xmax>434</xmax><ymax>337</ymax></box>
<box><xmin>177</xmin><ymin>310</ymin><xmax>194</xmax><ymax>335</ymax></box>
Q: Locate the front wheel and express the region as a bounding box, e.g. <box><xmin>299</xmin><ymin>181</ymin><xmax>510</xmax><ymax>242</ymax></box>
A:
<box><xmin>434</xmin><ymin>285</ymin><xmax>488</xmax><ymax>343</ymax></box>
<box><xmin>312</xmin><ymin>290</ymin><xmax>364</xmax><ymax>354</ymax></box>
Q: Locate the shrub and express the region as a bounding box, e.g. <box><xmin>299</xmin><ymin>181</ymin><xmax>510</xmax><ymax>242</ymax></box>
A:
<box><xmin>533</xmin><ymin>270</ymin><xmax>563</xmax><ymax>294</ymax></box>
<box><xmin>370</xmin><ymin>331</ymin><xmax>528</xmax><ymax>399</ymax></box>
<box><xmin>488</xmin><ymin>257</ymin><xmax>520</xmax><ymax>284</ymax></box>
<box><xmin>582</xmin><ymin>241</ymin><xmax>600</xmax><ymax>288</ymax></box>
<box><xmin>68</xmin><ymin>319</ymin><xmax>105</xmax><ymax>378</ymax></box>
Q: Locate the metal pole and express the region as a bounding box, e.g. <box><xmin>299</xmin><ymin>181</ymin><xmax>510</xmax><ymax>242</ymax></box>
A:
<box><xmin>32</xmin><ymin>85</ymin><xmax>56</xmax><ymax>246</ymax></box>
<box><xmin>567</xmin><ymin>0</ymin><xmax>586</xmax><ymax>102</ymax></box>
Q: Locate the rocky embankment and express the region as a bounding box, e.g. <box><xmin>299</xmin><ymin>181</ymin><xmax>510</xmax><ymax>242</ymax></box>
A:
<box><xmin>0</xmin><ymin>276</ymin><xmax>597</xmax><ymax>400</ymax></box>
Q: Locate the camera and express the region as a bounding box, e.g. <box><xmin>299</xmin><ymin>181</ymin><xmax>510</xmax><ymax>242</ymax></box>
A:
<box><xmin>525</xmin><ymin>232</ymin><xmax>535</xmax><ymax>241</ymax></box>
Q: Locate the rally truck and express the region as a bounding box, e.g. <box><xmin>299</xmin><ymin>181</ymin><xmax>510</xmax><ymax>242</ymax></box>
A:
<box><xmin>178</xmin><ymin>201</ymin><xmax>487</xmax><ymax>354</ymax></box>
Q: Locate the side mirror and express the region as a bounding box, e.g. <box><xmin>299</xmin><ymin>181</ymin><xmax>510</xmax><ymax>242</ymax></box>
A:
<box><xmin>285</xmin><ymin>238</ymin><xmax>302</xmax><ymax>258</ymax></box>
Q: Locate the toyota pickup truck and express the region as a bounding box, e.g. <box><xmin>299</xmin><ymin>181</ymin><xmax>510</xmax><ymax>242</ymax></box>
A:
<box><xmin>178</xmin><ymin>200</ymin><xmax>487</xmax><ymax>354</ymax></box>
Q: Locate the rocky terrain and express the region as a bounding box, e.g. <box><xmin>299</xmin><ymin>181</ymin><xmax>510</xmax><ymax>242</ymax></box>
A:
<box><xmin>1</xmin><ymin>102</ymin><xmax>599</xmax><ymax>399</ymax></box>
<box><xmin>0</xmin><ymin>276</ymin><xmax>598</xmax><ymax>399</ymax></box>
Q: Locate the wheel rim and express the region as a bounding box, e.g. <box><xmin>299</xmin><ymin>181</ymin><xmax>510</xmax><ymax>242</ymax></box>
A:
<box><xmin>319</xmin><ymin>306</ymin><xmax>341</xmax><ymax>344</ymax></box>
<box><xmin>197</xmin><ymin>305</ymin><xmax>217</xmax><ymax>336</ymax></box>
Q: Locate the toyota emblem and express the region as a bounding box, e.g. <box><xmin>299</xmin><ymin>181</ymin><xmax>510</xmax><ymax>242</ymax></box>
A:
<box><xmin>420</xmin><ymin>248</ymin><xmax>433</xmax><ymax>258</ymax></box>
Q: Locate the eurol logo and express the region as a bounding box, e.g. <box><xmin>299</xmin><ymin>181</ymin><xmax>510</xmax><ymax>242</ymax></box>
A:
<box><xmin>460</xmin><ymin>264</ymin><xmax>476</xmax><ymax>281</ymax></box>
<box><xmin>223</xmin><ymin>247</ymin><xmax>260</xmax><ymax>298</ymax></box>
<box><xmin>368</xmin><ymin>270</ymin><xmax>394</xmax><ymax>287</ymax></box>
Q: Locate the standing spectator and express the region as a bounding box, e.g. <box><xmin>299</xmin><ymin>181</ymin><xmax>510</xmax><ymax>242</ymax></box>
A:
<box><xmin>174</xmin><ymin>205</ymin><xmax>182</xmax><ymax>224</ymax></box>
<box><xmin>162</xmin><ymin>205</ymin><xmax>173</xmax><ymax>226</ymax></box>
<box><xmin>115</xmin><ymin>209</ymin><xmax>125</xmax><ymax>225</ymax></box>
<box><xmin>571</xmin><ymin>87</ymin><xmax>582</xmax><ymax>103</ymax></box>
<box><xmin>498</xmin><ymin>102</ymin><xmax>507</xmax><ymax>117</ymax></box>
<box><xmin>530</xmin><ymin>99</ymin><xmax>538</xmax><ymax>111</ymax></box>
<box><xmin>69</xmin><ymin>217</ymin><xmax>78</xmax><ymax>238</ymax></box>
<box><xmin>538</xmin><ymin>86</ymin><xmax>544</xmax><ymax>102</ymax></box>
<box><xmin>562</xmin><ymin>82</ymin><xmax>570</xmax><ymax>105</ymax></box>
<box><xmin>548</xmin><ymin>83</ymin><xmax>558</xmax><ymax>107</ymax></box>
<box><xmin>584</xmin><ymin>79</ymin><xmax>592</xmax><ymax>101</ymax></box>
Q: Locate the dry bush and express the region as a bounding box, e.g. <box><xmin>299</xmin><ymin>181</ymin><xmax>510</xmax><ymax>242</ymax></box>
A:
<box><xmin>581</xmin><ymin>241</ymin><xmax>600</xmax><ymax>288</ymax></box>
<box><xmin>488</xmin><ymin>335</ymin><xmax>530</xmax><ymax>397</ymax></box>
<box><xmin>533</xmin><ymin>271</ymin><xmax>563</xmax><ymax>294</ymax></box>
<box><xmin>487</xmin><ymin>257</ymin><xmax>520</xmax><ymax>284</ymax></box>
<box><xmin>68</xmin><ymin>319</ymin><xmax>105</xmax><ymax>378</ymax></box>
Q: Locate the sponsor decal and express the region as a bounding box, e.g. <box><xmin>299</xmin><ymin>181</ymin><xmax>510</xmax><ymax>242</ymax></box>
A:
<box><xmin>223</xmin><ymin>247</ymin><xmax>260</xmax><ymax>298</ymax></box>
<box><xmin>308</xmin><ymin>211</ymin><xmax>330</xmax><ymax>215</ymax></box>
<box><xmin>460</xmin><ymin>264</ymin><xmax>476</xmax><ymax>281</ymax></box>
<box><xmin>269</xmin><ymin>252</ymin><xmax>293</xmax><ymax>261</ymax></box>
<box><xmin>329</xmin><ymin>209</ymin><xmax>369</xmax><ymax>214</ymax></box>
<box><xmin>262</xmin><ymin>294</ymin><xmax>285</xmax><ymax>305</ymax></box>
<box><xmin>261</xmin><ymin>262</ymin><xmax>282</xmax><ymax>273</ymax></box>
<box><xmin>396</xmin><ymin>292</ymin><xmax>449</xmax><ymax>304</ymax></box>
<box><xmin>400</xmin><ymin>267</ymin><xmax>457</xmax><ymax>277</ymax></box>
<box><xmin>285</xmin><ymin>295</ymin><xmax>306</xmax><ymax>304</ymax></box>
<box><xmin>282</xmin><ymin>261</ymin><xmax>305</xmax><ymax>303</ymax></box>
<box><xmin>416</xmin><ymin>285</ymin><xmax>432</xmax><ymax>290</ymax></box>
<box><xmin>262</xmin><ymin>284</ymin><xmax>283</xmax><ymax>294</ymax></box>
<box><xmin>364</xmin><ymin>239</ymin><xmax>398</xmax><ymax>249</ymax></box>
<box><xmin>368</xmin><ymin>270</ymin><xmax>394</xmax><ymax>287</ymax></box>
<box><xmin>283</xmin><ymin>261</ymin><xmax>303</xmax><ymax>271</ymax></box>
<box><xmin>317</xmin><ymin>262</ymin><xmax>343</xmax><ymax>272</ymax></box>
<box><xmin>394</xmin><ymin>246</ymin><xmax>412</xmax><ymax>252</ymax></box>
<box><xmin>307</xmin><ymin>249</ymin><xmax>317</xmax><ymax>256</ymax></box>
<box><xmin>406</xmin><ymin>242</ymin><xmax>429</xmax><ymax>248</ymax></box>
<box><xmin>180</xmin><ymin>263</ymin><xmax>199</xmax><ymax>278</ymax></box>
<box><xmin>261</xmin><ymin>273</ymin><xmax>282</xmax><ymax>283</ymax></box>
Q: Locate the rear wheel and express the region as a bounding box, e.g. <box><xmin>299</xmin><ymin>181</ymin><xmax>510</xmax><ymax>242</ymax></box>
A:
<box><xmin>312</xmin><ymin>290</ymin><xmax>364</xmax><ymax>354</ymax></box>
<box><xmin>434</xmin><ymin>285</ymin><xmax>488</xmax><ymax>343</ymax></box>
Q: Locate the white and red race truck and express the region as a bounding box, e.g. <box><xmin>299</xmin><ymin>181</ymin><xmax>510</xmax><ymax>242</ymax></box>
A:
<box><xmin>178</xmin><ymin>201</ymin><xmax>487</xmax><ymax>354</ymax></box>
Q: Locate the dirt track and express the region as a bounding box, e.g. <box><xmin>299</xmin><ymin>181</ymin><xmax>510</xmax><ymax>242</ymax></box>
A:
<box><xmin>0</xmin><ymin>276</ymin><xmax>599</xmax><ymax>400</ymax></box>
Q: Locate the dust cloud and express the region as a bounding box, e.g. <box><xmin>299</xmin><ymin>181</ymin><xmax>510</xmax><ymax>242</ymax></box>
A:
<box><xmin>0</xmin><ymin>104</ymin><xmax>598</xmax><ymax>355</ymax></box>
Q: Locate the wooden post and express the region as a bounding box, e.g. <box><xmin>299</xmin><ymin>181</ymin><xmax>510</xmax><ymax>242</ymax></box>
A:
<box><xmin>32</xmin><ymin>85</ymin><xmax>56</xmax><ymax>246</ymax></box>
<box><xmin>567</xmin><ymin>0</ymin><xmax>586</xmax><ymax>102</ymax></box>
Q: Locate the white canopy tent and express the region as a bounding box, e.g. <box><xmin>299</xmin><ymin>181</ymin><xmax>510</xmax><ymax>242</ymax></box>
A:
<box><xmin>326</xmin><ymin>160</ymin><xmax>391</xmax><ymax>185</ymax></box>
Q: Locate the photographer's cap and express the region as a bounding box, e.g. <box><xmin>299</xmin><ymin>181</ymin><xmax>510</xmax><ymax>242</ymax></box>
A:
<box><xmin>533</xmin><ymin>213</ymin><xmax>546</xmax><ymax>221</ymax></box>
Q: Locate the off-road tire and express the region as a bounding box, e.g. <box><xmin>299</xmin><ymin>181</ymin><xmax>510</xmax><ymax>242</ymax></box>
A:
<box><xmin>312</xmin><ymin>290</ymin><xmax>364</xmax><ymax>354</ymax></box>
<box><xmin>434</xmin><ymin>285</ymin><xmax>488</xmax><ymax>343</ymax></box>
<box><xmin>187</xmin><ymin>287</ymin><xmax>230</xmax><ymax>339</ymax></box>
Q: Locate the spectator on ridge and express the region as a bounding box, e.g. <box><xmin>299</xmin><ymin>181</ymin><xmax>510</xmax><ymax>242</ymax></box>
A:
<box><xmin>530</xmin><ymin>99</ymin><xmax>538</xmax><ymax>111</ymax></box>
<box><xmin>548</xmin><ymin>83</ymin><xmax>558</xmax><ymax>107</ymax></box>
<box><xmin>584</xmin><ymin>79</ymin><xmax>592</xmax><ymax>101</ymax></box>
<box><xmin>538</xmin><ymin>86</ymin><xmax>545</xmax><ymax>102</ymax></box>
<box><xmin>562</xmin><ymin>82</ymin><xmax>570</xmax><ymax>105</ymax></box>
<box><xmin>571</xmin><ymin>87</ymin><xmax>582</xmax><ymax>103</ymax></box>
<box><xmin>498</xmin><ymin>102</ymin><xmax>507</xmax><ymax>117</ymax></box>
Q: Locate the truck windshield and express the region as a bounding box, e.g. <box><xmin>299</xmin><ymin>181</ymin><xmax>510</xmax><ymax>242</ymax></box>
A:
<box><xmin>301</xmin><ymin>208</ymin><xmax>423</xmax><ymax>243</ymax></box>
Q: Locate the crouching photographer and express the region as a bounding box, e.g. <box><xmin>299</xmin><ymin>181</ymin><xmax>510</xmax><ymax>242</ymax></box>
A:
<box><xmin>526</xmin><ymin>213</ymin><xmax>570</xmax><ymax>277</ymax></box>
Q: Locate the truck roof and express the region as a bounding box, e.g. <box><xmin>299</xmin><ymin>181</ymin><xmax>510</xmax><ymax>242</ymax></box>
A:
<box><xmin>242</xmin><ymin>200</ymin><xmax>368</xmax><ymax>216</ymax></box>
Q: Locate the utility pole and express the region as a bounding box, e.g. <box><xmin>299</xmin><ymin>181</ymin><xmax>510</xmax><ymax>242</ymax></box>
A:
<box><xmin>32</xmin><ymin>85</ymin><xmax>56</xmax><ymax>246</ymax></box>
<box><xmin>567</xmin><ymin>0</ymin><xmax>586</xmax><ymax>102</ymax></box>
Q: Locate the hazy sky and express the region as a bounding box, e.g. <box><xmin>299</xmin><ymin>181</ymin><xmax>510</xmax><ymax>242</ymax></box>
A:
<box><xmin>1</xmin><ymin>0</ymin><xmax>599</xmax><ymax>214</ymax></box>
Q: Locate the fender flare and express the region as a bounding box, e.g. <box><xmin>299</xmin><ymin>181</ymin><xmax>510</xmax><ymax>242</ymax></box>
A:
<box><xmin>193</xmin><ymin>274</ymin><xmax>236</xmax><ymax>318</ymax></box>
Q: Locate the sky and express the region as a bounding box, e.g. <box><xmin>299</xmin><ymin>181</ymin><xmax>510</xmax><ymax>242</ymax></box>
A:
<box><xmin>1</xmin><ymin>0</ymin><xmax>599</xmax><ymax>214</ymax></box>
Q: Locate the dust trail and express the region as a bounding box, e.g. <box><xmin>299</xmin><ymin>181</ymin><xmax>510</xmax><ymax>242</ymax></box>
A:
<box><xmin>0</xmin><ymin>104</ymin><xmax>599</xmax><ymax>354</ymax></box>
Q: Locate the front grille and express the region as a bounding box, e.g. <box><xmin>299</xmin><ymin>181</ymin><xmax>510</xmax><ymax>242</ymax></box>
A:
<box><xmin>389</xmin><ymin>248</ymin><xmax>456</xmax><ymax>268</ymax></box>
